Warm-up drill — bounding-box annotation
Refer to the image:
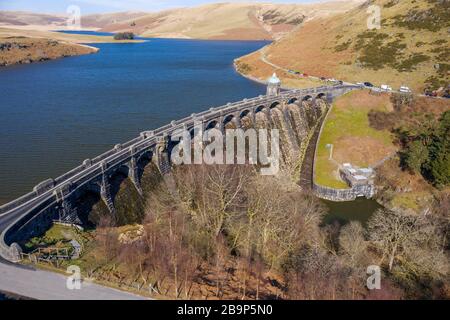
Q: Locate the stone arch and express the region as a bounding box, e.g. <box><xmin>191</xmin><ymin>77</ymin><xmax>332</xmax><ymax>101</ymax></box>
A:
<box><xmin>72</xmin><ymin>188</ymin><xmax>104</xmax><ymax>228</ymax></box>
<box><xmin>239</xmin><ymin>109</ymin><xmax>251</xmax><ymax>119</ymax></box>
<box><xmin>107</xmin><ymin>165</ymin><xmax>130</xmax><ymax>203</ymax></box>
<box><xmin>137</xmin><ymin>149</ymin><xmax>153</xmax><ymax>165</ymax></box>
<box><xmin>205</xmin><ymin>120</ymin><xmax>219</xmax><ymax>130</ymax></box>
<box><xmin>287</xmin><ymin>97</ymin><xmax>298</xmax><ymax>105</ymax></box>
<box><xmin>254</xmin><ymin>105</ymin><xmax>267</xmax><ymax>114</ymax></box>
<box><xmin>167</xmin><ymin>136</ymin><xmax>182</xmax><ymax>155</ymax></box>
<box><xmin>114</xmin><ymin>164</ymin><xmax>130</xmax><ymax>177</ymax></box>
<box><xmin>223</xmin><ymin>114</ymin><xmax>235</xmax><ymax>126</ymax></box>
<box><xmin>316</xmin><ymin>92</ymin><xmax>327</xmax><ymax>100</ymax></box>
<box><xmin>269</xmin><ymin>101</ymin><xmax>281</xmax><ymax>109</ymax></box>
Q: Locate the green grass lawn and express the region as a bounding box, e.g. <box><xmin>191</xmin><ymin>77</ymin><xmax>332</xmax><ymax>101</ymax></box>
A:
<box><xmin>314</xmin><ymin>90</ymin><xmax>395</xmax><ymax>188</ymax></box>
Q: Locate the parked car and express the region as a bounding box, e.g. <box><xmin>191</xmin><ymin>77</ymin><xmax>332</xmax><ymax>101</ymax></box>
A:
<box><xmin>364</xmin><ymin>82</ymin><xmax>374</xmax><ymax>87</ymax></box>
<box><xmin>356</xmin><ymin>82</ymin><xmax>364</xmax><ymax>87</ymax></box>
<box><xmin>381</xmin><ymin>84</ymin><xmax>392</xmax><ymax>91</ymax></box>
<box><xmin>399</xmin><ymin>86</ymin><xmax>412</xmax><ymax>93</ymax></box>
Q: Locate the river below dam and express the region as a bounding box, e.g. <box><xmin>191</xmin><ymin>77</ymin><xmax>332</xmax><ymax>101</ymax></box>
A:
<box><xmin>322</xmin><ymin>198</ymin><xmax>382</xmax><ymax>225</ymax></box>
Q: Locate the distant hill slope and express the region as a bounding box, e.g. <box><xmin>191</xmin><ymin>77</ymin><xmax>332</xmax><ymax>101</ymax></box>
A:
<box><xmin>0</xmin><ymin>10</ymin><xmax>148</xmax><ymax>30</ymax></box>
<box><xmin>81</xmin><ymin>12</ymin><xmax>149</xmax><ymax>29</ymax></box>
<box><xmin>99</xmin><ymin>2</ymin><xmax>363</xmax><ymax>40</ymax></box>
<box><xmin>0</xmin><ymin>11</ymin><xmax>67</xmax><ymax>27</ymax></box>
<box><xmin>0</xmin><ymin>1</ymin><xmax>363</xmax><ymax>40</ymax></box>
<box><xmin>237</xmin><ymin>0</ymin><xmax>449</xmax><ymax>92</ymax></box>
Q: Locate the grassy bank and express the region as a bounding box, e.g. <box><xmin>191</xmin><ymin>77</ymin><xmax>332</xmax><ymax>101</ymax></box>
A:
<box><xmin>314</xmin><ymin>90</ymin><xmax>396</xmax><ymax>188</ymax></box>
<box><xmin>0</xmin><ymin>27</ymin><xmax>145</xmax><ymax>67</ymax></box>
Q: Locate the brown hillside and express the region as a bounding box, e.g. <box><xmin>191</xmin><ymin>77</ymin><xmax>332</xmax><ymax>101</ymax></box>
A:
<box><xmin>238</xmin><ymin>0</ymin><xmax>450</xmax><ymax>92</ymax></box>
<box><xmin>99</xmin><ymin>2</ymin><xmax>363</xmax><ymax>40</ymax></box>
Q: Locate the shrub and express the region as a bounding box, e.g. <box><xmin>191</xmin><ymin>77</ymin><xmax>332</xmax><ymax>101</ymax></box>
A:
<box><xmin>334</xmin><ymin>39</ymin><xmax>352</xmax><ymax>52</ymax></box>
<box><xmin>415</xmin><ymin>41</ymin><xmax>426</xmax><ymax>47</ymax></box>
<box><xmin>236</xmin><ymin>62</ymin><xmax>252</xmax><ymax>74</ymax></box>
<box><xmin>390</xmin><ymin>3</ymin><xmax>450</xmax><ymax>32</ymax></box>
<box><xmin>113</xmin><ymin>32</ymin><xmax>135</xmax><ymax>40</ymax></box>
<box><xmin>394</xmin><ymin>53</ymin><xmax>430</xmax><ymax>72</ymax></box>
<box><xmin>403</xmin><ymin>140</ymin><xmax>429</xmax><ymax>173</ymax></box>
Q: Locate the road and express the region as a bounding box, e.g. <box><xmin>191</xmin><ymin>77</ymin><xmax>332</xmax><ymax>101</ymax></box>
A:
<box><xmin>258</xmin><ymin>46</ymin><xmax>450</xmax><ymax>100</ymax></box>
<box><xmin>259</xmin><ymin>47</ymin><xmax>355</xmax><ymax>86</ymax></box>
<box><xmin>0</xmin><ymin>259</ymin><xmax>147</xmax><ymax>300</ymax></box>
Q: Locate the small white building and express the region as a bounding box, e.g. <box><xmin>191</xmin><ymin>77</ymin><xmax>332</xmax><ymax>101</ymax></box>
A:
<box><xmin>267</xmin><ymin>73</ymin><xmax>281</xmax><ymax>96</ymax></box>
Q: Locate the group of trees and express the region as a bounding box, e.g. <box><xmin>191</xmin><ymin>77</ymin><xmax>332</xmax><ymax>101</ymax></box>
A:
<box><xmin>113</xmin><ymin>32</ymin><xmax>135</xmax><ymax>40</ymax></box>
<box><xmin>368</xmin><ymin>92</ymin><xmax>450</xmax><ymax>188</ymax></box>
<box><xmin>88</xmin><ymin>161</ymin><xmax>449</xmax><ymax>299</ymax></box>
<box><xmin>400</xmin><ymin>108</ymin><xmax>450</xmax><ymax>187</ymax></box>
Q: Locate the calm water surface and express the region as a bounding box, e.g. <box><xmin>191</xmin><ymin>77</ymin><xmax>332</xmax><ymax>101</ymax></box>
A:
<box><xmin>322</xmin><ymin>198</ymin><xmax>382</xmax><ymax>225</ymax></box>
<box><xmin>0</xmin><ymin>35</ymin><xmax>268</xmax><ymax>203</ymax></box>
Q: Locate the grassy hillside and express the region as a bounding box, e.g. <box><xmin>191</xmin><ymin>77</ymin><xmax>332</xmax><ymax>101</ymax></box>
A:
<box><xmin>315</xmin><ymin>90</ymin><xmax>396</xmax><ymax>188</ymax></box>
<box><xmin>0</xmin><ymin>11</ymin><xmax>67</xmax><ymax>27</ymax></box>
<box><xmin>238</xmin><ymin>0</ymin><xmax>449</xmax><ymax>92</ymax></box>
<box><xmin>0</xmin><ymin>2</ymin><xmax>363</xmax><ymax>40</ymax></box>
<box><xmin>0</xmin><ymin>10</ymin><xmax>148</xmax><ymax>30</ymax></box>
<box><xmin>97</xmin><ymin>1</ymin><xmax>363</xmax><ymax>40</ymax></box>
<box><xmin>0</xmin><ymin>36</ymin><xmax>97</xmax><ymax>66</ymax></box>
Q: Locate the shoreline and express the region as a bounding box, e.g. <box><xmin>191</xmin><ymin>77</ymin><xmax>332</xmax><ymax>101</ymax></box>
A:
<box><xmin>0</xmin><ymin>37</ymin><xmax>100</xmax><ymax>67</ymax></box>
<box><xmin>233</xmin><ymin>59</ymin><xmax>300</xmax><ymax>91</ymax></box>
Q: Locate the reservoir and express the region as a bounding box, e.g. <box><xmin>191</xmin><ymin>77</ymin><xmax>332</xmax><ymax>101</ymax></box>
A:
<box><xmin>0</xmin><ymin>35</ymin><xmax>268</xmax><ymax>204</ymax></box>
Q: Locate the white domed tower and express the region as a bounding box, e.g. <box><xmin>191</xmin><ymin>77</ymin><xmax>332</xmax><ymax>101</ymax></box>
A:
<box><xmin>266</xmin><ymin>73</ymin><xmax>281</xmax><ymax>96</ymax></box>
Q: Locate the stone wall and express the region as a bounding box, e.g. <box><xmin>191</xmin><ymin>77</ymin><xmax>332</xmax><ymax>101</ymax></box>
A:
<box><xmin>312</xmin><ymin>183</ymin><xmax>376</xmax><ymax>201</ymax></box>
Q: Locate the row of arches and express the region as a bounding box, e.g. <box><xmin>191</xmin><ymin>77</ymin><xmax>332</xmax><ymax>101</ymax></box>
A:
<box><xmin>201</xmin><ymin>92</ymin><xmax>327</xmax><ymax>132</ymax></box>
<box><xmin>56</xmin><ymin>92</ymin><xmax>329</xmax><ymax>223</ymax></box>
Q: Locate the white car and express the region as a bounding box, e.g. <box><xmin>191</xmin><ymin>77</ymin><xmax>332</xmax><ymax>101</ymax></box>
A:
<box><xmin>381</xmin><ymin>84</ymin><xmax>392</xmax><ymax>91</ymax></box>
<box><xmin>399</xmin><ymin>86</ymin><xmax>412</xmax><ymax>93</ymax></box>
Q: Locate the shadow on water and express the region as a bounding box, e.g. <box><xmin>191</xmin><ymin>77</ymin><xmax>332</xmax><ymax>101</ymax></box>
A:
<box><xmin>321</xmin><ymin>197</ymin><xmax>382</xmax><ymax>227</ymax></box>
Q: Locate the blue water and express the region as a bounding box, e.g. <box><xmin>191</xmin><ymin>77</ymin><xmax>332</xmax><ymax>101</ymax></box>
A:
<box><xmin>55</xmin><ymin>30</ymin><xmax>115</xmax><ymax>37</ymax></box>
<box><xmin>0</xmin><ymin>36</ymin><xmax>268</xmax><ymax>203</ymax></box>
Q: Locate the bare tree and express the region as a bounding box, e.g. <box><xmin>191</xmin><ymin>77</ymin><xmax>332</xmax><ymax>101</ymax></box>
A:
<box><xmin>339</xmin><ymin>221</ymin><xmax>369</xmax><ymax>268</ymax></box>
<box><xmin>95</xmin><ymin>214</ymin><xmax>119</xmax><ymax>265</ymax></box>
<box><xmin>368</xmin><ymin>208</ymin><xmax>449</xmax><ymax>277</ymax></box>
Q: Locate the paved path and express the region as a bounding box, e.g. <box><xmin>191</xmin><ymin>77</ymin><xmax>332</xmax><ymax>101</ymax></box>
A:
<box><xmin>0</xmin><ymin>260</ymin><xmax>147</xmax><ymax>300</ymax></box>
